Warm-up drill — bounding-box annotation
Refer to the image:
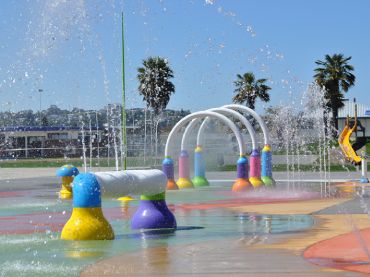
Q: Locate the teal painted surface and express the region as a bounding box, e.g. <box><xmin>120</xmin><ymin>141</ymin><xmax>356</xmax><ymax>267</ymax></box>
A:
<box><xmin>0</xmin><ymin>183</ymin><xmax>314</xmax><ymax>276</ymax></box>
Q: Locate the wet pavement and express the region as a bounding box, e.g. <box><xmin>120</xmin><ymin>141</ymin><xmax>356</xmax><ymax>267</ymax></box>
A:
<box><xmin>0</xmin><ymin>170</ymin><xmax>369</xmax><ymax>276</ymax></box>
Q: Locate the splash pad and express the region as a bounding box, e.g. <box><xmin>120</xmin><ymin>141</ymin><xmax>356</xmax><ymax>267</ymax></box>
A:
<box><xmin>1</xmin><ymin>168</ymin><xmax>367</xmax><ymax>276</ymax></box>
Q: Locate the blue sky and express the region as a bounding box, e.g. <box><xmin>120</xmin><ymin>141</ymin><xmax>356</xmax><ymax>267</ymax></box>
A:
<box><xmin>0</xmin><ymin>0</ymin><xmax>369</xmax><ymax>113</ymax></box>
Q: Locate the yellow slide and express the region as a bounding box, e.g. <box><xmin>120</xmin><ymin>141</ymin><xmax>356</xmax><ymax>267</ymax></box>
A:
<box><xmin>338</xmin><ymin>119</ymin><xmax>362</xmax><ymax>164</ymax></box>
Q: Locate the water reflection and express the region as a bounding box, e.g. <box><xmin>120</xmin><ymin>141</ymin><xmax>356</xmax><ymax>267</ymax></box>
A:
<box><xmin>236</xmin><ymin>214</ymin><xmax>313</xmax><ymax>234</ymax></box>
<box><xmin>63</xmin><ymin>240</ymin><xmax>114</xmax><ymax>259</ymax></box>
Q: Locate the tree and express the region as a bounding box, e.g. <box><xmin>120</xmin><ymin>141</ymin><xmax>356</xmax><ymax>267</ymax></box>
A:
<box><xmin>41</xmin><ymin>116</ymin><xmax>49</xmax><ymax>126</ymax></box>
<box><xmin>232</xmin><ymin>72</ymin><xmax>271</xmax><ymax>110</ymax></box>
<box><xmin>137</xmin><ymin>57</ymin><xmax>175</xmax><ymax>160</ymax></box>
<box><xmin>314</xmin><ymin>54</ymin><xmax>355</xmax><ymax>131</ymax></box>
<box><xmin>137</xmin><ymin>57</ymin><xmax>175</xmax><ymax>115</ymax></box>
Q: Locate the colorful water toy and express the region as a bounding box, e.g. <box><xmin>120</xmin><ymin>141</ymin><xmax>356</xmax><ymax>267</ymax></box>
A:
<box><xmin>177</xmin><ymin>119</ymin><xmax>198</xmax><ymax>188</ymax></box>
<box><xmin>338</xmin><ymin>106</ymin><xmax>369</xmax><ymax>166</ymax></box>
<box><xmin>61</xmin><ymin>173</ymin><xmax>114</xmax><ymax>240</ymax></box>
<box><xmin>164</xmin><ymin>110</ymin><xmax>252</xmax><ymax>191</ymax></box>
<box><xmin>117</xmin><ymin>195</ymin><xmax>135</xmax><ymax>201</ymax></box>
<box><xmin>95</xmin><ymin>170</ymin><xmax>176</xmax><ymax>230</ymax></box>
<box><xmin>195</xmin><ymin>107</ymin><xmax>264</xmax><ymax>188</ymax></box>
<box><xmin>192</xmin><ymin>145</ymin><xmax>209</xmax><ymax>187</ymax></box>
<box><xmin>131</xmin><ymin>192</ymin><xmax>176</xmax><ymax>229</ymax></box>
<box><xmin>232</xmin><ymin>155</ymin><xmax>253</xmax><ymax>192</ymax></box>
<box><xmin>223</xmin><ymin>104</ymin><xmax>275</xmax><ymax>187</ymax></box>
<box><xmin>177</xmin><ymin>149</ymin><xmax>194</xmax><ymax>189</ymax></box>
<box><xmin>61</xmin><ymin>170</ymin><xmax>176</xmax><ymax>240</ymax></box>
<box><xmin>338</xmin><ymin>116</ymin><xmax>362</xmax><ymax>164</ymax></box>
<box><xmin>164</xmin><ymin>105</ymin><xmax>275</xmax><ymax>191</ymax></box>
<box><xmin>338</xmin><ymin>105</ymin><xmax>369</xmax><ymax>184</ymax></box>
<box><xmin>261</xmin><ymin>144</ymin><xmax>274</xmax><ymax>186</ymax></box>
<box><xmin>249</xmin><ymin>149</ymin><xmax>262</xmax><ymax>187</ymax></box>
<box><xmin>162</xmin><ymin>157</ymin><xmax>178</xmax><ymax>190</ymax></box>
<box><xmin>56</xmin><ymin>164</ymin><xmax>79</xmax><ymax>199</ymax></box>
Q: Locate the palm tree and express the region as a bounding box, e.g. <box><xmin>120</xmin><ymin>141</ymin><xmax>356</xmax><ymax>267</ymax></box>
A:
<box><xmin>137</xmin><ymin>57</ymin><xmax>175</xmax><ymax>160</ymax></box>
<box><xmin>137</xmin><ymin>57</ymin><xmax>175</xmax><ymax>115</ymax></box>
<box><xmin>232</xmin><ymin>72</ymin><xmax>271</xmax><ymax>110</ymax></box>
<box><xmin>314</xmin><ymin>54</ymin><xmax>355</xmax><ymax>131</ymax></box>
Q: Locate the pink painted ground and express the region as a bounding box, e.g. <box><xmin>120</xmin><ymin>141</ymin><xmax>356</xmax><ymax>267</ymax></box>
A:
<box><xmin>304</xmin><ymin>228</ymin><xmax>370</xmax><ymax>274</ymax></box>
<box><xmin>0</xmin><ymin>206</ymin><xmax>136</xmax><ymax>235</ymax></box>
<box><xmin>0</xmin><ymin>190</ymin><xmax>29</xmax><ymax>198</ymax></box>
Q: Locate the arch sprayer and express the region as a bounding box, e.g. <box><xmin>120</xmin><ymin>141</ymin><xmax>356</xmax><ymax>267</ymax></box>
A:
<box><xmin>163</xmin><ymin>111</ymin><xmax>247</xmax><ymax>190</ymax></box>
<box><xmin>223</xmin><ymin>104</ymin><xmax>275</xmax><ymax>186</ymax></box>
<box><xmin>192</xmin><ymin>107</ymin><xmax>262</xmax><ymax>189</ymax></box>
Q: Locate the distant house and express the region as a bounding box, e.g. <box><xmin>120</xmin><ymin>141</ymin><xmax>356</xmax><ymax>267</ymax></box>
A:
<box><xmin>0</xmin><ymin>107</ymin><xmax>191</xmax><ymax>159</ymax></box>
<box><xmin>337</xmin><ymin>100</ymin><xmax>370</xmax><ymax>137</ymax></box>
<box><xmin>0</xmin><ymin>124</ymin><xmax>147</xmax><ymax>159</ymax></box>
<box><xmin>0</xmin><ymin>126</ymin><xmax>101</xmax><ymax>159</ymax></box>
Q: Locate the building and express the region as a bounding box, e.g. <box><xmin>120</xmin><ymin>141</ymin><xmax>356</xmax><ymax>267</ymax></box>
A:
<box><xmin>0</xmin><ymin>124</ymin><xmax>153</xmax><ymax>159</ymax></box>
<box><xmin>0</xmin><ymin>126</ymin><xmax>101</xmax><ymax>158</ymax></box>
<box><xmin>0</xmin><ymin>107</ymin><xmax>192</xmax><ymax>159</ymax></box>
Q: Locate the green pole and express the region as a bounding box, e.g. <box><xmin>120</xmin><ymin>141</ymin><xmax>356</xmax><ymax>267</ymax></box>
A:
<box><xmin>121</xmin><ymin>12</ymin><xmax>127</xmax><ymax>170</ymax></box>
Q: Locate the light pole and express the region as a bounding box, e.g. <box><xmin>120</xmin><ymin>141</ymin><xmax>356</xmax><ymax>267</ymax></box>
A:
<box><xmin>121</xmin><ymin>12</ymin><xmax>127</xmax><ymax>170</ymax></box>
<box><xmin>38</xmin><ymin>89</ymin><xmax>43</xmax><ymax>126</ymax></box>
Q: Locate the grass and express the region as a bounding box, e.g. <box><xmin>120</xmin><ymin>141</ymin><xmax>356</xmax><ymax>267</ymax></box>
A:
<box><xmin>271</xmin><ymin>164</ymin><xmax>357</xmax><ymax>172</ymax></box>
<box><xmin>0</xmin><ymin>157</ymin><xmax>153</xmax><ymax>168</ymax></box>
<box><xmin>207</xmin><ymin>163</ymin><xmax>361</xmax><ymax>172</ymax></box>
<box><xmin>0</xmin><ymin>159</ymin><xmax>366</xmax><ymax>171</ymax></box>
<box><xmin>272</xmin><ymin>140</ymin><xmax>340</xmax><ymax>155</ymax></box>
<box><xmin>0</xmin><ymin>154</ymin><xmax>368</xmax><ymax>172</ymax></box>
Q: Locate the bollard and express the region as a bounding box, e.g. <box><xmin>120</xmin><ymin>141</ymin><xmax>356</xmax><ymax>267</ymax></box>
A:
<box><xmin>249</xmin><ymin>149</ymin><xmax>263</xmax><ymax>188</ymax></box>
<box><xmin>56</xmin><ymin>165</ymin><xmax>79</xmax><ymax>199</ymax></box>
<box><xmin>61</xmin><ymin>173</ymin><xmax>114</xmax><ymax>240</ymax></box>
<box><xmin>162</xmin><ymin>157</ymin><xmax>178</xmax><ymax>190</ymax></box>
<box><xmin>232</xmin><ymin>156</ymin><xmax>252</xmax><ymax>192</ymax></box>
<box><xmin>261</xmin><ymin>145</ymin><xmax>275</xmax><ymax>187</ymax></box>
<box><xmin>192</xmin><ymin>146</ymin><xmax>209</xmax><ymax>187</ymax></box>
<box><xmin>177</xmin><ymin>150</ymin><xmax>194</xmax><ymax>189</ymax></box>
<box><xmin>131</xmin><ymin>192</ymin><xmax>177</xmax><ymax>230</ymax></box>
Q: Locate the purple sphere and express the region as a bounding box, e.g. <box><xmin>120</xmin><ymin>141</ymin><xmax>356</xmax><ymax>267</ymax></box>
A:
<box><xmin>131</xmin><ymin>200</ymin><xmax>177</xmax><ymax>230</ymax></box>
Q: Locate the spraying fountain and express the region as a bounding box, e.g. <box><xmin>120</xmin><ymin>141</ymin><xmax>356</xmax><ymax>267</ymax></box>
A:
<box><xmin>163</xmin><ymin>105</ymin><xmax>274</xmax><ymax>191</ymax></box>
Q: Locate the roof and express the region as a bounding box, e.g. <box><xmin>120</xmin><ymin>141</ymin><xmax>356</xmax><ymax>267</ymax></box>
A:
<box><xmin>0</xmin><ymin>125</ymin><xmax>135</xmax><ymax>133</ymax></box>
<box><xmin>338</xmin><ymin>101</ymin><xmax>370</xmax><ymax>118</ymax></box>
<box><xmin>0</xmin><ymin>126</ymin><xmax>88</xmax><ymax>132</ymax></box>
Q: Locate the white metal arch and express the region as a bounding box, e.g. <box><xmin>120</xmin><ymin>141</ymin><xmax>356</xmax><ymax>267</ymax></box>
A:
<box><xmin>195</xmin><ymin>107</ymin><xmax>258</xmax><ymax>150</ymax></box>
<box><xmin>180</xmin><ymin>118</ymin><xmax>199</xmax><ymax>150</ymax></box>
<box><xmin>223</xmin><ymin>104</ymin><xmax>270</xmax><ymax>145</ymax></box>
<box><xmin>165</xmin><ymin>111</ymin><xmax>246</xmax><ymax>157</ymax></box>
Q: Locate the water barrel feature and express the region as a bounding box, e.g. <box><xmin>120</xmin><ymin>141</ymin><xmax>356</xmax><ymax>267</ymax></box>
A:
<box><xmin>61</xmin><ymin>169</ymin><xmax>176</xmax><ymax>240</ymax></box>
